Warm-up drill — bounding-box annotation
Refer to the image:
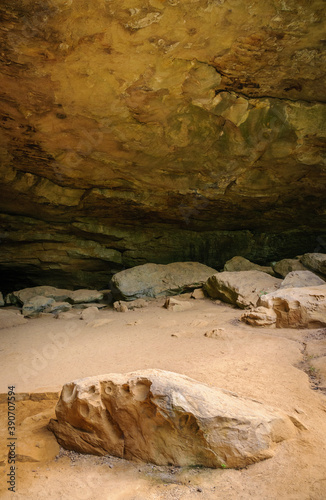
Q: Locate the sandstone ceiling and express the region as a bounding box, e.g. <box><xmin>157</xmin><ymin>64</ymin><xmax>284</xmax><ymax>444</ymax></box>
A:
<box><xmin>0</xmin><ymin>0</ymin><xmax>325</xmax><ymax>290</ymax></box>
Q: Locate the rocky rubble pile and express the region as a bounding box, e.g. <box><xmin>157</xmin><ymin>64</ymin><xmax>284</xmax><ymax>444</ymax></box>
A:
<box><xmin>0</xmin><ymin>254</ymin><xmax>325</xmax><ymax>329</ymax></box>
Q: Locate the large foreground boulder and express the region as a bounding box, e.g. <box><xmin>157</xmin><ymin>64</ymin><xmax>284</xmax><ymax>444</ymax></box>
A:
<box><xmin>301</xmin><ymin>253</ymin><xmax>326</xmax><ymax>277</ymax></box>
<box><xmin>48</xmin><ymin>369</ymin><xmax>299</xmax><ymax>469</ymax></box>
<box><xmin>242</xmin><ymin>285</ymin><xmax>326</xmax><ymax>329</ymax></box>
<box><xmin>204</xmin><ymin>271</ymin><xmax>281</xmax><ymax>309</ymax></box>
<box><xmin>110</xmin><ymin>262</ymin><xmax>217</xmax><ymax>300</ymax></box>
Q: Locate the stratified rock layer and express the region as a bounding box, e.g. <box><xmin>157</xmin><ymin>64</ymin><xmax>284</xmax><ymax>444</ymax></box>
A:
<box><xmin>0</xmin><ymin>1</ymin><xmax>325</xmax><ymax>289</ymax></box>
<box><xmin>48</xmin><ymin>369</ymin><xmax>298</xmax><ymax>468</ymax></box>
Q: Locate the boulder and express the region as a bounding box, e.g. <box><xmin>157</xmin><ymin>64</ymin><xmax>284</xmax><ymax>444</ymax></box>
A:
<box><xmin>0</xmin><ymin>292</ymin><xmax>4</xmax><ymax>307</ymax></box>
<box><xmin>204</xmin><ymin>271</ymin><xmax>281</xmax><ymax>309</ymax></box>
<box><xmin>257</xmin><ymin>285</ymin><xmax>326</xmax><ymax>328</ymax></box>
<box><xmin>47</xmin><ymin>302</ymin><xmax>72</xmax><ymax>314</ymax></box>
<box><xmin>0</xmin><ymin>309</ymin><xmax>28</xmax><ymax>329</ymax></box>
<box><xmin>224</xmin><ymin>256</ymin><xmax>275</xmax><ymax>276</ymax></box>
<box><xmin>8</xmin><ymin>286</ymin><xmax>72</xmax><ymax>306</ymax></box>
<box><xmin>300</xmin><ymin>253</ymin><xmax>326</xmax><ymax>277</ymax></box>
<box><xmin>280</xmin><ymin>271</ymin><xmax>325</xmax><ymax>289</ymax></box>
<box><xmin>69</xmin><ymin>289</ymin><xmax>104</xmax><ymax>304</ymax></box>
<box><xmin>22</xmin><ymin>296</ymin><xmax>55</xmax><ymax>318</ymax></box>
<box><xmin>110</xmin><ymin>262</ymin><xmax>217</xmax><ymax>301</ymax></box>
<box><xmin>272</xmin><ymin>258</ymin><xmax>307</xmax><ymax>278</ymax></box>
<box><xmin>48</xmin><ymin>369</ymin><xmax>298</xmax><ymax>469</ymax></box>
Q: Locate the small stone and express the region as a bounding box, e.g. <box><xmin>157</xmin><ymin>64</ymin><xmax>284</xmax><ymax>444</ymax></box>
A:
<box><xmin>164</xmin><ymin>297</ymin><xmax>192</xmax><ymax>311</ymax></box>
<box><xmin>204</xmin><ymin>328</ymin><xmax>226</xmax><ymax>338</ymax></box>
<box><xmin>191</xmin><ymin>288</ymin><xmax>205</xmax><ymax>299</ymax></box>
<box><xmin>81</xmin><ymin>306</ymin><xmax>99</xmax><ymax>321</ymax></box>
<box><xmin>113</xmin><ymin>301</ymin><xmax>129</xmax><ymax>312</ymax></box>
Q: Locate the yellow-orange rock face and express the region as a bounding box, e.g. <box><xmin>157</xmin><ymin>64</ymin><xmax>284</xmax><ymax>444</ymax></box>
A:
<box><xmin>0</xmin><ymin>0</ymin><xmax>325</xmax><ymax>289</ymax></box>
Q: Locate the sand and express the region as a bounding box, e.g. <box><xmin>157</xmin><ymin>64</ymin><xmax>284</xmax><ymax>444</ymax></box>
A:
<box><xmin>0</xmin><ymin>297</ymin><xmax>326</xmax><ymax>499</ymax></box>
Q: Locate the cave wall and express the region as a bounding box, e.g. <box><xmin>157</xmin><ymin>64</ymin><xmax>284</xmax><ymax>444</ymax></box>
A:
<box><xmin>0</xmin><ymin>0</ymin><xmax>325</xmax><ymax>290</ymax></box>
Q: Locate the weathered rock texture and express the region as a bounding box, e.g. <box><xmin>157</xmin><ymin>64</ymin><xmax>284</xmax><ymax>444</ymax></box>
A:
<box><xmin>0</xmin><ymin>0</ymin><xmax>325</xmax><ymax>289</ymax></box>
<box><xmin>301</xmin><ymin>254</ymin><xmax>326</xmax><ymax>277</ymax></box>
<box><xmin>204</xmin><ymin>271</ymin><xmax>281</xmax><ymax>308</ymax></box>
<box><xmin>245</xmin><ymin>285</ymin><xmax>326</xmax><ymax>328</ymax></box>
<box><xmin>48</xmin><ymin>369</ymin><xmax>298</xmax><ymax>468</ymax></box>
<box><xmin>111</xmin><ymin>262</ymin><xmax>216</xmax><ymax>300</ymax></box>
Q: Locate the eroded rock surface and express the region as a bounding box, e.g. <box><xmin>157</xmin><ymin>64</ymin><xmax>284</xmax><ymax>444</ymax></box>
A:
<box><xmin>111</xmin><ymin>262</ymin><xmax>217</xmax><ymax>300</ymax></box>
<box><xmin>204</xmin><ymin>271</ymin><xmax>281</xmax><ymax>308</ymax></box>
<box><xmin>251</xmin><ymin>285</ymin><xmax>326</xmax><ymax>328</ymax></box>
<box><xmin>48</xmin><ymin>369</ymin><xmax>298</xmax><ymax>469</ymax></box>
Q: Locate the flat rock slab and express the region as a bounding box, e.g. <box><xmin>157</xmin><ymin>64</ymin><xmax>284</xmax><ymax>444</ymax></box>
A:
<box><xmin>48</xmin><ymin>369</ymin><xmax>298</xmax><ymax>469</ymax></box>
<box><xmin>110</xmin><ymin>262</ymin><xmax>217</xmax><ymax>301</ymax></box>
<box><xmin>224</xmin><ymin>256</ymin><xmax>275</xmax><ymax>276</ymax></box>
<box><xmin>280</xmin><ymin>271</ymin><xmax>325</xmax><ymax>289</ymax></box>
<box><xmin>7</xmin><ymin>286</ymin><xmax>103</xmax><ymax>306</ymax></box>
<box><xmin>204</xmin><ymin>271</ymin><xmax>281</xmax><ymax>309</ymax></box>
<box><xmin>258</xmin><ymin>285</ymin><xmax>326</xmax><ymax>328</ymax></box>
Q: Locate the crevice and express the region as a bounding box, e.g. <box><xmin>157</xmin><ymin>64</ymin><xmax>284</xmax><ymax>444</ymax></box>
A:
<box><xmin>295</xmin><ymin>330</ymin><xmax>326</xmax><ymax>395</ymax></box>
<box><xmin>173</xmin><ymin>57</ymin><xmax>325</xmax><ymax>105</ymax></box>
<box><xmin>213</xmin><ymin>88</ymin><xmax>326</xmax><ymax>105</ymax></box>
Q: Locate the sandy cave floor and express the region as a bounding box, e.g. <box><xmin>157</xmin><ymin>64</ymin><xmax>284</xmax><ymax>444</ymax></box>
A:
<box><xmin>0</xmin><ymin>297</ymin><xmax>326</xmax><ymax>499</ymax></box>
